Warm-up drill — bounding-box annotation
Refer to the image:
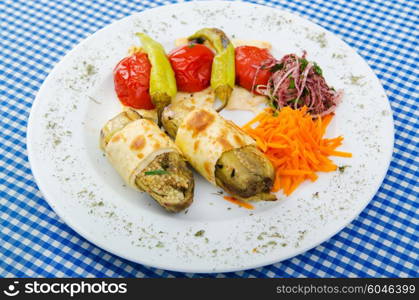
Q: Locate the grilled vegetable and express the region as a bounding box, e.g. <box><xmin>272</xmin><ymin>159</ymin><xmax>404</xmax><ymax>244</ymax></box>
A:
<box><xmin>113</xmin><ymin>51</ymin><xmax>154</xmax><ymax>110</ymax></box>
<box><xmin>100</xmin><ymin>111</ymin><xmax>194</xmax><ymax>212</ymax></box>
<box><xmin>168</xmin><ymin>44</ymin><xmax>214</xmax><ymax>92</ymax></box>
<box><xmin>162</xmin><ymin>106</ymin><xmax>276</xmax><ymax>201</ymax></box>
<box><xmin>188</xmin><ymin>28</ymin><xmax>235</xmax><ymax>112</ymax></box>
<box><xmin>136</xmin><ymin>33</ymin><xmax>177</xmax><ymax>119</ymax></box>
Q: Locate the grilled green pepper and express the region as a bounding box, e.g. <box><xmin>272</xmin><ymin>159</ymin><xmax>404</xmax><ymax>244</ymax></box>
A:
<box><xmin>136</xmin><ymin>33</ymin><xmax>177</xmax><ymax>120</ymax></box>
<box><xmin>188</xmin><ymin>28</ymin><xmax>235</xmax><ymax>112</ymax></box>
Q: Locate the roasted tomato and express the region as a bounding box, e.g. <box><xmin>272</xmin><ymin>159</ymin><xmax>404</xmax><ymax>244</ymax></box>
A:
<box><xmin>113</xmin><ymin>52</ymin><xmax>154</xmax><ymax>110</ymax></box>
<box><xmin>235</xmin><ymin>46</ymin><xmax>274</xmax><ymax>94</ymax></box>
<box><xmin>168</xmin><ymin>44</ymin><xmax>214</xmax><ymax>93</ymax></box>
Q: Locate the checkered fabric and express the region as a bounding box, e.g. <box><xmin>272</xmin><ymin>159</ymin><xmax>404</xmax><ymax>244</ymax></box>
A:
<box><xmin>0</xmin><ymin>0</ymin><xmax>418</xmax><ymax>278</ymax></box>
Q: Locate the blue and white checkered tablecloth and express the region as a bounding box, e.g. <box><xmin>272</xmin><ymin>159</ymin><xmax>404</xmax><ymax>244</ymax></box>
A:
<box><xmin>0</xmin><ymin>0</ymin><xmax>418</xmax><ymax>278</ymax></box>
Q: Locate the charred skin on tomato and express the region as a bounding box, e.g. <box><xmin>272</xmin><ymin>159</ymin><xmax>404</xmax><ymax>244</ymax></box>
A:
<box><xmin>188</xmin><ymin>28</ymin><xmax>235</xmax><ymax>112</ymax></box>
<box><xmin>100</xmin><ymin>111</ymin><xmax>194</xmax><ymax>213</ymax></box>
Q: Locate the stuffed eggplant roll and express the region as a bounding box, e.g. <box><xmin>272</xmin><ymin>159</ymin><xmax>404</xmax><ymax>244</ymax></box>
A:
<box><xmin>162</xmin><ymin>107</ymin><xmax>276</xmax><ymax>201</ymax></box>
<box><xmin>100</xmin><ymin>110</ymin><xmax>194</xmax><ymax>212</ymax></box>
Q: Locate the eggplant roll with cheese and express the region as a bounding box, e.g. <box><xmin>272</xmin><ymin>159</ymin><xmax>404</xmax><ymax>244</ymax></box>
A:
<box><xmin>162</xmin><ymin>107</ymin><xmax>276</xmax><ymax>201</ymax></box>
<box><xmin>100</xmin><ymin>110</ymin><xmax>194</xmax><ymax>212</ymax></box>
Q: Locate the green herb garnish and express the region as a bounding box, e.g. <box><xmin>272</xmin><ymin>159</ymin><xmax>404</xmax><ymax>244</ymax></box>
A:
<box><xmin>144</xmin><ymin>170</ymin><xmax>169</xmax><ymax>175</ymax></box>
<box><xmin>270</xmin><ymin>63</ymin><xmax>283</xmax><ymax>73</ymax></box>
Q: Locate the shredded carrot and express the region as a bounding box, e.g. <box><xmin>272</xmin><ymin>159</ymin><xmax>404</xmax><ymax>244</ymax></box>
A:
<box><xmin>223</xmin><ymin>196</ymin><xmax>254</xmax><ymax>210</ymax></box>
<box><xmin>242</xmin><ymin>106</ymin><xmax>352</xmax><ymax>196</ymax></box>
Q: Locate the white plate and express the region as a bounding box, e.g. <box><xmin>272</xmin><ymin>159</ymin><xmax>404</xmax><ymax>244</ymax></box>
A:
<box><xmin>27</xmin><ymin>1</ymin><xmax>394</xmax><ymax>273</ymax></box>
